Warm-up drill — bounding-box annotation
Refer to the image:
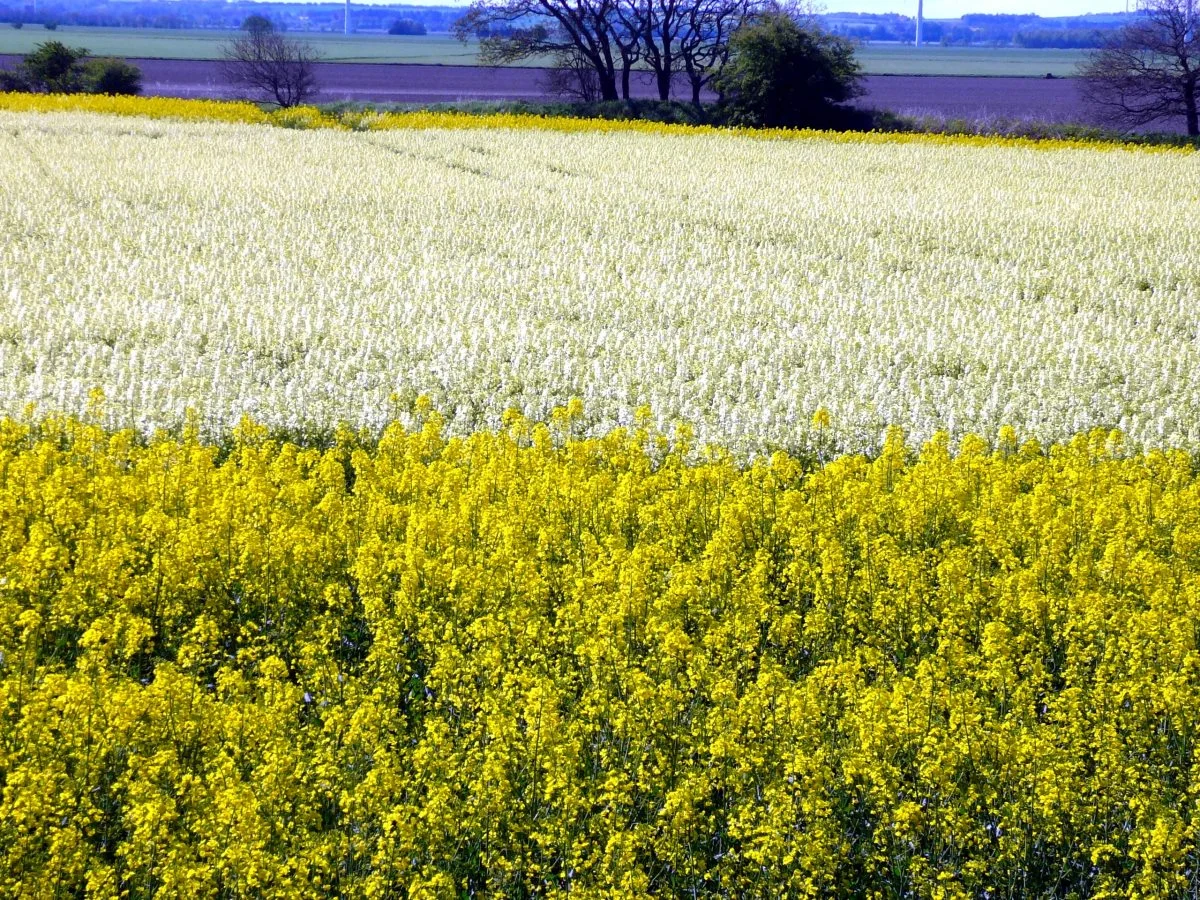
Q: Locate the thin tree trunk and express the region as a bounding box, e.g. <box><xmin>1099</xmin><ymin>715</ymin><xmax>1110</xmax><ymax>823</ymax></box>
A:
<box><xmin>1186</xmin><ymin>85</ymin><xmax>1198</xmax><ymax>136</ymax></box>
<box><xmin>621</xmin><ymin>63</ymin><xmax>632</xmax><ymax>100</ymax></box>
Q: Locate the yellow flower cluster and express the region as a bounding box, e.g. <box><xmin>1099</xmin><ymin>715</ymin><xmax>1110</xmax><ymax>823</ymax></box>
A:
<box><xmin>0</xmin><ymin>91</ymin><xmax>274</xmax><ymax>125</ymax></box>
<box><xmin>2</xmin><ymin>409</ymin><xmax>1198</xmax><ymax>898</ymax></box>
<box><xmin>359</xmin><ymin>109</ymin><xmax>1193</xmax><ymax>154</ymax></box>
<box><xmin>2</xmin><ymin>90</ymin><xmax>1192</xmax><ymax>153</ymax></box>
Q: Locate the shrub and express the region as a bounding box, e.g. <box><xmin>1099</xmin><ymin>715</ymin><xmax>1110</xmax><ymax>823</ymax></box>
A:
<box><xmin>0</xmin><ymin>68</ymin><xmax>28</xmax><ymax>91</ymax></box>
<box><xmin>715</xmin><ymin>12</ymin><xmax>863</xmax><ymax>128</ymax></box>
<box><xmin>82</xmin><ymin>57</ymin><xmax>142</xmax><ymax>95</ymax></box>
<box><xmin>14</xmin><ymin>41</ymin><xmax>144</xmax><ymax>96</ymax></box>
<box><xmin>43</xmin><ymin>20</ymin><xmax>57</xmax><ymax>30</ymax></box>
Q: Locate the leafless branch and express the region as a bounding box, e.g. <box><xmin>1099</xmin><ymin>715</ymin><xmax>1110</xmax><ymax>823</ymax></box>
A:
<box><xmin>1078</xmin><ymin>0</ymin><xmax>1199</xmax><ymax>135</ymax></box>
<box><xmin>220</xmin><ymin>29</ymin><xmax>322</xmax><ymax>108</ymax></box>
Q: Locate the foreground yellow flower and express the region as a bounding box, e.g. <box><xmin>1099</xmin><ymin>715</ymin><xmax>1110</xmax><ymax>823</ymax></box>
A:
<box><xmin>0</xmin><ymin>413</ymin><xmax>1197</xmax><ymax>897</ymax></box>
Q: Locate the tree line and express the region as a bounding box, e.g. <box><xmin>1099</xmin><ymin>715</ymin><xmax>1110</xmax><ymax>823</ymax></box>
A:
<box><xmin>220</xmin><ymin>7</ymin><xmax>861</xmax><ymax>126</ymax></box>
<box><xmin>2</xmin><ymin>0</ymin><xmax>1195</xmax><ymax>137</ymax></box>
<box><xmin>0</xmin><ymin>0</ymin><xmax>462</xmax><ymax>34</ymax></box>
<box><xmin>828</xmin><ymin>12</ymin><xmax>1131</xmax><ymax>48</ymax></box>
<box><xmin>452</xmin><ymin>0</ymin><xmax>824</xmax><ymax>106</ymax></box>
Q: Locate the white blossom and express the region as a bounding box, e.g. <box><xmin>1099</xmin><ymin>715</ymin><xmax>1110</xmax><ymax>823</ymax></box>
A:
<box><xmin>1</xmin><ymin>111</ymin><xmax>1198</xmax><ymax>454</ymax></box>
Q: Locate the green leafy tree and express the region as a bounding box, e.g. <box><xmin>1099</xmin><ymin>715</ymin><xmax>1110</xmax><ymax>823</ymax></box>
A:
<box><xmin>20</xmin><ymin>40</ymin><xmax>88</xmax><ymax>92</ymax></box>
<box><xmin>715</xmin><ymin>11</ymin><xmax>862</xmax><ymax>127</ymax></box>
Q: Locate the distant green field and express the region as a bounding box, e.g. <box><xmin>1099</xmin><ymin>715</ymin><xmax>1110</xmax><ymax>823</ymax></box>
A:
<box><xmin>0</xmin><ymin>25</ymin><xmax>1088</xmax><ymax>75</ymax></box>
<box><xmin>0</xmin><ymin>26</ymin><xmax>490</xmax><ymax>65</ymax></box>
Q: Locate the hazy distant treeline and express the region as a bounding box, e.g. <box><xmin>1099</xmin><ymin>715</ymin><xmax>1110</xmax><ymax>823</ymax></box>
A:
<box><xmin>824</xmin><ymin>11</ymin><xmax>1133</xmax><ymax>48</ymax></box>
<box><xmin>1</xmin><ymin>0</ymin><xmax>1135</xmax><ymax>46</ymax></box>
<box><xmin>0</xmin><ymin>0</ymin><xmax>465</xmax><ymax>33</ymax></box>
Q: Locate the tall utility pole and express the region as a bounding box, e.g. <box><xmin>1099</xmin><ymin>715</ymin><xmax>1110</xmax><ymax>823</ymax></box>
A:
<box><xmin>344</xmin><ymin>0</ymin><xmax>350</xmax><ymax>34</ymax></box>
<box><xmin>915</xmin><ymin>0</ymin><xmax>924</xmax><ymax>46</ymax></box>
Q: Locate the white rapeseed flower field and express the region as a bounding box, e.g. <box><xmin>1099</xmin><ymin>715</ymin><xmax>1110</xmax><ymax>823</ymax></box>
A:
<box><xmin>1</xmin><ymin>111</ymin><xmax>1198</xmax><ymax>453</ymax></box>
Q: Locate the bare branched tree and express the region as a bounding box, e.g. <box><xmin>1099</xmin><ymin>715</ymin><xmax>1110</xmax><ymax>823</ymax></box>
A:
<box><xmin>1079</xmin><ymin>0</ymin><xmax>1199</xmax><ymax>135</ymax></box>
<box><xmin>456</xmin><ymin>0</ymin><xmax>776</xmax><ymax>105</ymax></box>
<box><xmin>631</xmin><ymin>0</ymin><xmax>687</xmax><ymax>101</ymax></box>
<box><xmin>678</xmin><ymin>0</ymin><xmax>754</xmax><ymax>106</ymax></box>
<box><xmin>455</xmin><ymin>0</ymin><xmax>625</xmax><ymax>101</ymax></box>
<box><xmin>221</xmin><ymin>23</ymin><xmax>321</xmax><ymax>108</ymax></box>
<box><xmin>610</xmin><ymin>0</ymin><xmax>643</xmax><ymax>100</ymax></box>
<box><xmin>541</xmin><ymin>46</ymin><xmax>604</xmax><ymax>100</ymax></box>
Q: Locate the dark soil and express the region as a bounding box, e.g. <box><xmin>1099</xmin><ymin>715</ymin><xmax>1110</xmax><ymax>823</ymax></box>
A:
<box><xmin>861</xmin><ymin>74</ymin><xmax>1128</xmax><ymax>127</ymax></box>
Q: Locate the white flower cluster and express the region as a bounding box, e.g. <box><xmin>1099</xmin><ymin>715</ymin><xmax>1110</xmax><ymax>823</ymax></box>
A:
<box><xmin>2</xmin><ymin>111</ymin><xmax>1198</xmax><ymax>453</ymax></box>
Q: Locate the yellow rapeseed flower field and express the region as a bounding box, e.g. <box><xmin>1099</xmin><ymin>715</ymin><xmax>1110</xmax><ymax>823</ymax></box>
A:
<box><xmin>2</xmin><ymin>95</ymin><xmax>1200</xmax><ymax>897</ymax></box>
<box><xmin>2</xmin><ymin>407</ymin><xmax>1199</xmax><ymax>898</ymax></box>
